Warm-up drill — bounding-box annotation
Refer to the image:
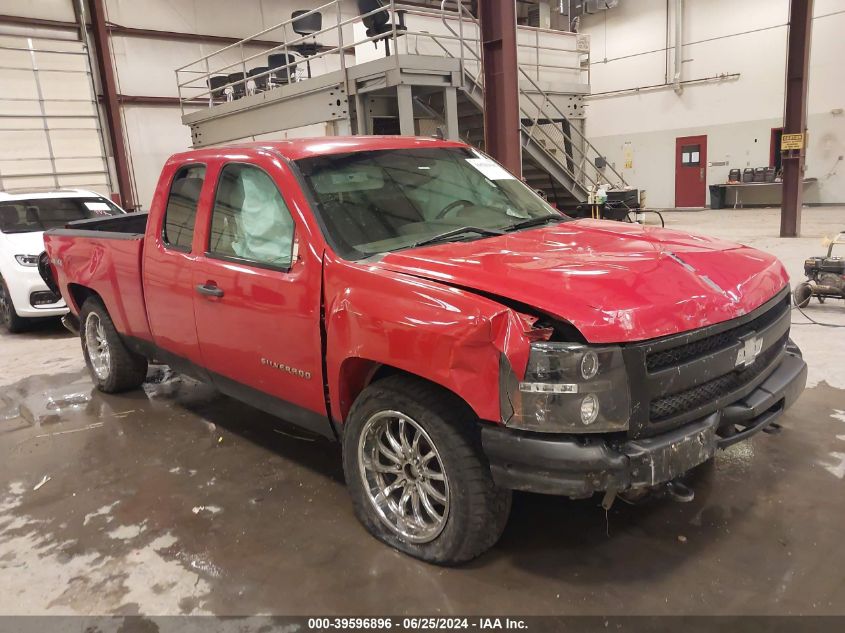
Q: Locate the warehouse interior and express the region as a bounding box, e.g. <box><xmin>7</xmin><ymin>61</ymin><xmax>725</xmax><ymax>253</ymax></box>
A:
<box><xmin>0</xmin><ymin>0</ymin><xmax>844</xmax><ymax>624</ymax></box>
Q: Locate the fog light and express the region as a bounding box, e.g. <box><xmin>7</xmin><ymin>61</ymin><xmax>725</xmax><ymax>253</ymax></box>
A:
<box><xmin>30</xmin><ymin>291</ymin><xmax>60</xmax><ymax>306</ymax></box>
<box><xmin>580</xmin><ymin>394</ymin><xmax>599</xmax><ymax>425</ymax></box>
<box><xmin>580</xmin><ymin>351</ymin><xmax>599</xmax><ymax>379</ymax></box>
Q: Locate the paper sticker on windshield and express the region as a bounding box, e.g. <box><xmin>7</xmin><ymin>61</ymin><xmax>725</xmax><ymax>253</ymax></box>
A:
<box><xmin>84</xmin><ymin>201</ymin><xmax>112</xmax><ymax>212</ymax></box>
<box><xmin>465</xmin><ymin>158</ymin><xmax>516</xmax><ymax>181</ymax></box>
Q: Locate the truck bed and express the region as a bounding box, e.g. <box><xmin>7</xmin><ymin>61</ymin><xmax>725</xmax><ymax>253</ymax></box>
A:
<box><xmin>43</xmin><ymin>213</ymin><xmax>152</xmax><ymax>341</ymax></box>
<box><xmin>59</xmin><ymin>211</ymin><xmax>149</xmax><ymax>235</ymax></box>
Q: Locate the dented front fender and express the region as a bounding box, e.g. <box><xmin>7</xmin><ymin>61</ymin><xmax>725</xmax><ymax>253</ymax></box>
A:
<box><xmin>323</xmin><ymin>254</ymin><xmax>534</xmax><ymax>424</ymax></box>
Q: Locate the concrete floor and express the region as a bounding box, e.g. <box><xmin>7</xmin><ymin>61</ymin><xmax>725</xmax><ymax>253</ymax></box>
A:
<box><xmin>1</xmin><ymin>207</ymin><xmax>844</xmax><ymax>616</ymax></box>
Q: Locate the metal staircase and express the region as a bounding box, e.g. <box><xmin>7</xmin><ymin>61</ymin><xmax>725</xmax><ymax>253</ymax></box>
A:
<box><xmin>175</xmin><ymin>1</ymin><xmax>629</xmax><ymax>206</ymax></box>
<box><xmin>424</xmin><ymin>70</ymin><xmax>590</xmax><ymax>205</ymax></box>
<box><xmin>420</xmin><ymin>1</ymin><xmax>627</xmax><ymax>205</ymax></box>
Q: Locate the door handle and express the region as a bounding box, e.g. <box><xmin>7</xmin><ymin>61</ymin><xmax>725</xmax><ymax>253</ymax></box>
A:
<box><xmin>196</xmin><ymin>283</ymin><xmax>224</xmax><ymax>298</ymax></box>
<box><xmin>700</xmin><ymin>167</ymin><xmax>705</xmax><ymax>181</ymax></box>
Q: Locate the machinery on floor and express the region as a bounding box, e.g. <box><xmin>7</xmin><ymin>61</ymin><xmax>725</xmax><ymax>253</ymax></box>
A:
<box><xmin>794</xmin><ymin>231</ymin><xmax>845</xmax><ymax>307</ymax></box>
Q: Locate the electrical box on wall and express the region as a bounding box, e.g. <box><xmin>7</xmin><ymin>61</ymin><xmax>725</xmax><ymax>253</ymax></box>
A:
<box><xmin>584</xmin><ymin>0</ymin><xmax>620</xmax><ymax>13</ymax></box>
<box><xmin>560</xmin><ymin>0</ymin><xmax>620</xmax><ymax>18</ymax></box>
<box><xmin>576</xmin><ymin>34</ymin><xmax>590</xmax><ymax>52</ymax></box>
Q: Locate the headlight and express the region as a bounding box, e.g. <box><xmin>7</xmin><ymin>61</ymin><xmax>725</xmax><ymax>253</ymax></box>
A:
<box><xmin>500</xmin><ymin>343</ymin><xmax>631</xmax><ymax>433</ymax></box>
<box><xmin>15</xmin><ymin>254</ymin><xmax>39</xmax><ymax>267</ymax></box>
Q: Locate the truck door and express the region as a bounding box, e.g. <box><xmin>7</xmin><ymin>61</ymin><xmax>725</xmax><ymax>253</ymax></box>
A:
<box><xmin>143</xmin><ymin>162</ymin><xmax>209</xmax><ymax>374</ymax></box>
<box><xmin>191</xmin><ymin>158</ymin><xmax>331</xmax><ymax>437</ymax></box>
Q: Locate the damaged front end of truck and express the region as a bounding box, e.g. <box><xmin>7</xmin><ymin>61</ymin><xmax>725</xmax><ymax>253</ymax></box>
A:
<box><xmin>488</xmin><ymin>286</ymin><xmax>807</xmax><ymax>505</ymax></box>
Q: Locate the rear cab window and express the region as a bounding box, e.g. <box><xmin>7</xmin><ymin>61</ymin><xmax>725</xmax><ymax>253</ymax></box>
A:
<box><xmin>163</xmin><ymin>164</ymin><xmax>206</xmax><ymax>252</ymax></box>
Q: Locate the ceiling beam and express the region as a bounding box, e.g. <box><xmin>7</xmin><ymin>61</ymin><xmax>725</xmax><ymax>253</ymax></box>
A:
<box><xmin>104</xmin><ymin>22</ymin><xmax>285</xmax><ymax>49</ymax></box>
<box><xmin>0</xmin><ymin>13</ymin><xmax>285</xmax><ymax>49</ymax></box>
<box><xmin>0</xmin><ymin>13</ymin><xmax>79</xmax><ymax>32</ymax></box>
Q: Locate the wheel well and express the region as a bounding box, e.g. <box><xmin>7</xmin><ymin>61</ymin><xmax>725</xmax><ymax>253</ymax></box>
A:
<box><xmin>370</xmin><ymin>364</ymin><xmax>403</xmax><ymax>384</ymax></box>
<box><xmin>67</xmin><ymin>284</ymin><xmax>101</xmax><ymax>312</ymax></box>
<box><xmin>337</xmin><ymin>358</ymin><xmax>475</xmax><ymax>423</ymax></box>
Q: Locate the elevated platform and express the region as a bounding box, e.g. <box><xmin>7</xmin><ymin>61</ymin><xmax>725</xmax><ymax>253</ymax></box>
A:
<box><xmin>347</xmin><ymin>54</ymin><xmax>460</xmax><ymax>95</ymax></box>
<box><xmin>182</xmin><ymin>55</ymin><xmax>462</xmax><ymax>148</ymax></box>
<box><xmin>176</xmin><ymin>1</ymin><xmax>628</xmax><ymax>203</ymax></box>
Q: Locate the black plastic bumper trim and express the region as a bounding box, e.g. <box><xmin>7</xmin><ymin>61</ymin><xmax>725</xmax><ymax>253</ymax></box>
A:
<box><xmin>717</xmin><ymin>351</ymin><xmax>807</xmax><ymax>447</ymax></box>
<box><xmin>482</xmin><ymin>351</ymin><xmax>807</xmax><ymax>498</ymax></box>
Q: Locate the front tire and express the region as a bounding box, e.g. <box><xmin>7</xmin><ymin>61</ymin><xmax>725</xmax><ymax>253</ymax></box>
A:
<box><xmin>0</xmin><ymin>277</ymin><xmax>28</xmax><ymax>333</ymax></box>
<box><xmin>80</xmin><ymin>297</ymin><xmax>147</xmax><ymax>393</ymax></box>
<box><xmin>342</xmin><ymin>375</ymin><xmax>511</xmax><ymax>565</ymax></box>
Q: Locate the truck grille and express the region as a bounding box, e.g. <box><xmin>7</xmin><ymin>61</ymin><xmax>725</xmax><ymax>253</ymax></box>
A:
<box><xmin>631</xmin><ymin>290</ymin><xmax>792</xmax><ymax>433</ymax></box>
<box><xmin>649</xmin><ymin>333</ymin><xmax>788</xmax><ymax>422</ymax></box>
<box><xmin>646</xmin><ymin>298</ymin><xmax>788</xmax><ymax>372</ymax></box>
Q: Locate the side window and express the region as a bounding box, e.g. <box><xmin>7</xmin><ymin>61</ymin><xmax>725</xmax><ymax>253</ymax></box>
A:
<box><xmin>163</xmin><ymin>164</ymin><xmax>206</xmax><ymax>251</ymax></box>
<box><xmin>208</xmin><ymin>163</ymin><xmax>295</xmax><ymax>269</ymax></box>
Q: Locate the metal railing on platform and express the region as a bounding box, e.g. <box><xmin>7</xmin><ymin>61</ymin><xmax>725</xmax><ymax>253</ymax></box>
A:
<box><xmin>175</xmin><ymin>0</ymin><xmax>625</xmax><ymax>192</ymax></box>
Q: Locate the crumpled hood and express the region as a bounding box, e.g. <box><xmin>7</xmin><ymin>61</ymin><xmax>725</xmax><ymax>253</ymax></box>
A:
<box><xmin>373</xmin><ymin>219</ymin><xmax>789</xmax><ymax>343</ymax></box>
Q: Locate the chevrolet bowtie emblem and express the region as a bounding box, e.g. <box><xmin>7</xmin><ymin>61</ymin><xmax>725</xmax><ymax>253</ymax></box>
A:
<box><xmin>735</xmin><ymin>333</ymin><xmax>763</xmax><ymax>368</ymax></box>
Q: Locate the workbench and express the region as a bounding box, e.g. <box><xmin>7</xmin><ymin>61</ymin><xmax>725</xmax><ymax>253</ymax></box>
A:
<box><xmin>712</xmin><ymin>178</ymin><xmax>818</xmax><ymax>209</ymax></box>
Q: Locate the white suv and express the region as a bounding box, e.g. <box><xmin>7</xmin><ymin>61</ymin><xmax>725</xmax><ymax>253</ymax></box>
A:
<box><xmin>0</xmin><ymin>189</ymin><xmax>125</xmax><ymax>332</ymax></box>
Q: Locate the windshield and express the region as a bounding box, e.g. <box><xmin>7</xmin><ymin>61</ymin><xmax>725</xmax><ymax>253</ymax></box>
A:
<box><xmin>295</xmin><ymin>147</ymin><xmax>567</xmax><ymax>259</ymax></box>
<box><xmin>0</xmin><ymin>197</ymin><xmax>123</xmax><ymax>234</ymax></box>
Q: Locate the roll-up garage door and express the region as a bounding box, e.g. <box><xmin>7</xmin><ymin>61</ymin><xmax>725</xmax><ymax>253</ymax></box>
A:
<box><xmin>0</xmin><ymin>29</ymin><xmax>113</xmax><ymax>195</ymax></box>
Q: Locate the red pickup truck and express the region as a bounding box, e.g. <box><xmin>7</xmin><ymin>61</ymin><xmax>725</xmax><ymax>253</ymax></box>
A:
<box><xmin>42</xmin><ymin>137</ymin><xmax>807</xmax><ymax>564</ymax></box>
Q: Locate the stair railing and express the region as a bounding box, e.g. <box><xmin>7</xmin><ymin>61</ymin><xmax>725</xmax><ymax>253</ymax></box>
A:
<box><xmin>414</xmin><ymin>30</ymin><xmax>590</xmax><ymax>191</ymax></box>
<box><xmin>437</xmin><ymin>0</ymin><xmax>627</xmax><ymax>191</ymax></box>
<box><xmin>464</xmin><ymin>68</ymin><xmax>598</xmax><ymax>192</ymax></box>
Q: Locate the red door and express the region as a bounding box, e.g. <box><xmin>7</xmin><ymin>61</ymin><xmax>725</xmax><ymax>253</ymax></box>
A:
<box><xmin>142</xmin><ymin>160</ymin><xmax>209</xmax><ymax>371</ymax></box>
<box><xmin>674</xmin><ymin>135</ymin><xmax>707</xmax><ymax>207</ymax></box>
<box><xmin>190</xmin><ymin>153</ymin><xmax>331</xmax><ymax>437</ymax></box>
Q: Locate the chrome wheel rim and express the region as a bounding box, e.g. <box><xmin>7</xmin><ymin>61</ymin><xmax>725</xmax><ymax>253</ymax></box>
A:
<box><xmin>358</xmin><ymin>410</ymin><xmax>450</xmax><ymax>544</ymax></box>
<box><xmin>85</xmin><ymin>313</ymin><xmax>111</xmax><ymax>381</ymax></box>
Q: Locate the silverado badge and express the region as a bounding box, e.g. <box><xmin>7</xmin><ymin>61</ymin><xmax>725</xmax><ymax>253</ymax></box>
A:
<box><xmin>261</xmin><ymin>357</ymin><xmax>312</xmax><ymax>380</ymax></box>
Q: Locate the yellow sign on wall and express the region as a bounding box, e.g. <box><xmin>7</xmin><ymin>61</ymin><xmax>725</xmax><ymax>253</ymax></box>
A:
<box><xmin>623</xmin><ymin>141</ymin><xmax>633</xmax><ymax>169</ymax></box>
<box><xmin>781</xmin><ymin>133</ymin><xmax>804</xmax><ymax>151</ymax></box>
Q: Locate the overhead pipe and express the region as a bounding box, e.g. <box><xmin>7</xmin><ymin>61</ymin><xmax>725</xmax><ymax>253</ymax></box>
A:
<box><xmin>673</xmin><ymin>0</ymin><xmax>683</xmax><ymax>94</ymax></box>
<box><xmin>587</xmin><ymin>72</ymin><xmax>741</xmax><ymax>99</ymax></box>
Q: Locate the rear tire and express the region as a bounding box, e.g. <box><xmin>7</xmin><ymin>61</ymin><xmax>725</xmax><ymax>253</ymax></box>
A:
<box><xmin>342</xmin><ymin>375</ymin><xmax>511</xmax><ymax>565</ymax></box>
<box><xmin>0</xmin><ymin>277</ymin><xmax>27</xmax><ymax>333</ymax></box>
<box><xmin>80</xmin><ymin>297</ymin><xmax>147</xmax><ymax>393</ymax></box>
<box><xmin>793</xmin><ymin>282</ymin><xmax>812</xmax><ymax>308</ymax></box>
